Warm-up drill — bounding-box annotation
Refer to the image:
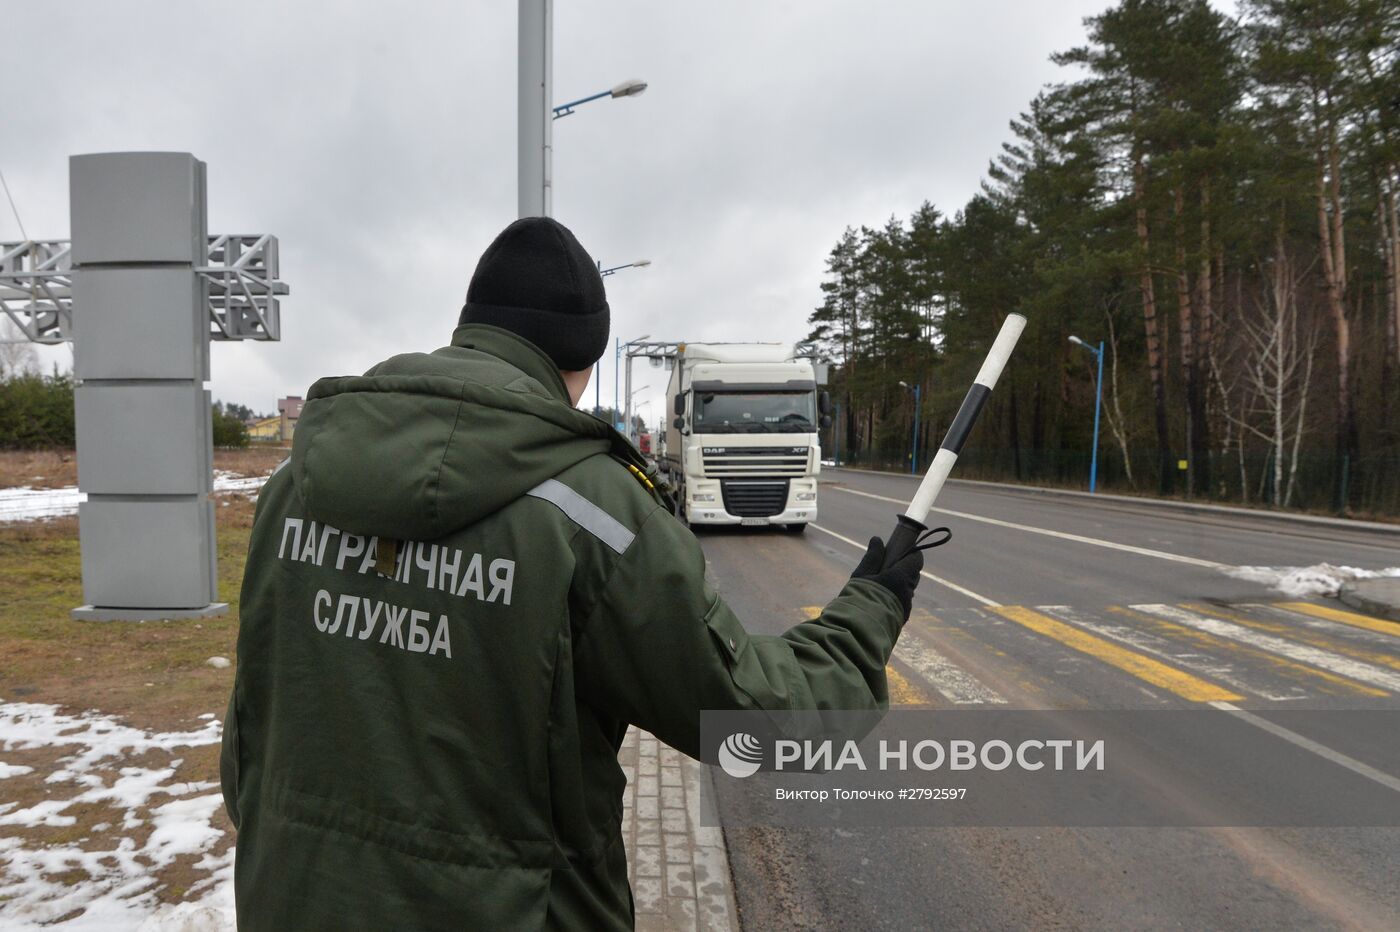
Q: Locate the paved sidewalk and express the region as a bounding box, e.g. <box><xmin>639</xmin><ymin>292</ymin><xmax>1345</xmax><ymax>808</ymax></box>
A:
<box><xmin>619</xmin><ymin>727</ymin><xmax>739</xmax><ymax>931</ymax></box>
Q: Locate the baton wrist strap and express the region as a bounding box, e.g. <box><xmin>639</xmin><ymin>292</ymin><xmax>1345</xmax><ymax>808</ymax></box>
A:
<box><xmin>880</xmin><ymin>513</ymin><xmax>952</xmax><ymax>570</ymax></box>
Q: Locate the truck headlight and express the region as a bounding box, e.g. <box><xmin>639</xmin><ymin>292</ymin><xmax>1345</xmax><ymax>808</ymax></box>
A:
<box><xmin>796</xmin><ymin>492</ymin><xmax>816</xmax><ymax>501</ymax></box>
<box><xmin>693</xmin><ymin>493</ymin><xmax>716</xmax><ymax>502</ymax></box>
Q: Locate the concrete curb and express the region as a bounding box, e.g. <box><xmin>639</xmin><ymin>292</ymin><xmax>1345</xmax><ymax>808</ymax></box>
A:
<box><xmin>824</xmin><ymin>466</ymin><xmax>1400</xmax><ymax>535</ymax></box>
<box><xmin>1339</xmin><ymin>580</ymin><xmax>1400</xmax><ymax>623</ymax></box>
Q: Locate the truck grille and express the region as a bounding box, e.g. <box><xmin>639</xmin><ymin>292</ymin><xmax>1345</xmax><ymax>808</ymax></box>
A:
<box><xmin>721</xmin><ymin>480</ymin><xmax>790</xmax><ymax>517</ymax></box>
<box><xmin>701</xmin><ymin>446</ymin><xmax>808</xmax><ymax>477</ymax></box>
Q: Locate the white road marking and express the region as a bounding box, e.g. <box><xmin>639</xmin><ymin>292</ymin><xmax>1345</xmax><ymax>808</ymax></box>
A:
<box><xmin>894</xmin><ymin>631</ymin><xmax>1007</xmax><ymax>705</ymax></box>
<box><xmin>833</xmin><ymin>486</ymin><xmax>1227</xmax><ymax>570</ymax></box>
<box><xmin>1210</xmin><ymin>701</ymin><xmax>1400</xmax><ymax>795</ymax></box>
<box><xmin>1134</xmin><ymin>604</ymin><xmax>1400</xmax><ymax>693</ymax></box>
<box><xmin>809</xmin><ymin>523</ymin><xmax>1001</xmax><ymax>607</ymax></box>
<box><xmin>1041</xmin><ymin>606</ymin><xmax>1303</xmax><ymax>701</ymax></box>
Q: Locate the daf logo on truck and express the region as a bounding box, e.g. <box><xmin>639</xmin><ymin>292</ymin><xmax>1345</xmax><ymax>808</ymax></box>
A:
<box><xmin>661</xmin><ymin>342</ymin><xmax>831</xmax><ymax>532</ymax></box>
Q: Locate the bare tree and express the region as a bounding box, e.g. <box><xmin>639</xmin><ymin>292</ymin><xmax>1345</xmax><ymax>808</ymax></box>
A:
<box><xmin>1209</xmin><ymin>350</ymin><xmax>1247</xmax><ymax>504</ymax></box>
<box><xmin>0</xmin><ymin>319</ymin><xmax>38</xmax><ymax>378</ymax></box>
<box><xmin>1224</xmin><ymin>234</ymin><xmax>1320</xmax><ymax>507</ymax></box>
<box><xmin>1100</xmin><ymin>305</ymin><xmax>1135</xmax><ymax>488</ymax></box>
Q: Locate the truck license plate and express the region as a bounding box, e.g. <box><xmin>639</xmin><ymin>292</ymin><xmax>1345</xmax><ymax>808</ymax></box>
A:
<box><xmin>740</xmin><ymin>517</ymin><xmax>770</xmax><ymax>526</ymax></box>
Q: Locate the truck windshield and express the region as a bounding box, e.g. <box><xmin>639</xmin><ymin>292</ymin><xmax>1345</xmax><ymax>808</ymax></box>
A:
<box><xmin>693</xmin><ymin>392</ymin><xmax>816</xmax><ymax>433</ymax></box>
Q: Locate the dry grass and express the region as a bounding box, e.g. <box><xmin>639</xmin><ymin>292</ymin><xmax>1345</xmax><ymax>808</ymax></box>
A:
<box><xmin>0</xmin><ymin>445</ymin><xmax>289</xmax><ymax>492</ymax></box>
<box><xmin>0</xmin><ymin>449</ymin><xmax>77</xmax><ymax>489</ymax></box>
<box><xmin>213</xmin><ymin>444</ymin><xmax>290</xmax><ymax>477</ymax></box>
<box><xmin>0</xmin><ymin>492</ymin><xmax>256</xmax><ymax>728</ymax></box>
<box><xmin>0</xmin><ymin>445</ymin><xmax>283</xmax><ymax>721</ymax></box>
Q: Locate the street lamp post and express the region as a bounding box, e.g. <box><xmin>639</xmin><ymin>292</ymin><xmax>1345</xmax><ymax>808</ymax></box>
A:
<box><xmin>518</xmin><ymin>0</ymin><xmax>552</xmax><ymax>217</ymax></box>
<box><xmin>518</xmin><ymin>0</ymin><xmax>646</xmax><ymax>217</ymax></box>
<box><xmin>1069</xmin><ymin>335</ymin><xmax>1105</xmax><ymax>493</ymax></box>
<box><xmin>600</xmin><ymin>259</ymin><xmax>651</xmax><ymax>277</ymax></box>
<box><xmin>898</xmin><ymin>381</ymin><xmax>921</xmax><ymax>475</ymax></box>
<box><xmin>594</xmin><ymin>263</ymin><xmax>650</xmax><ymax>414</ymax></box>
<box><xmin>626</xmin><ymin>384</ymin><xmax>650</xmax><ymax>444</ymax></box>
<box><xmin>553</xmin><ymin>79</ymin><xmax>648</xmax><ymax>119</ymax></box>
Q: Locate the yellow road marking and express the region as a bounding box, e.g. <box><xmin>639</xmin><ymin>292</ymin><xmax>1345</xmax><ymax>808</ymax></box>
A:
<box><xmin>1108</xmin><ymin>605</ymin><xmax>1387</xmax><ymax>698</ymax></box>
<box><xmin>885</xmin><ymin>665</ymin><xmax>932</xmax><ymax>705</ymax></box>
<box><xmin>1275</xmin><ymin>602</ymin><xmax>1400</xmax><ymax>639</ymax></box>
<box><xmin>803</xmin><ymin>606</ymin><xmax>932</xmax><ymax>705</ymax></box>
<box><xmin>1185</xmin><ymin>603</ymin><xmax>1400</xmax><ymax>675</ymax></box>
<box><xmin>995</xmin><ymin>605</ymin><xmax>1242</xmax><ymax>702</ymax></box>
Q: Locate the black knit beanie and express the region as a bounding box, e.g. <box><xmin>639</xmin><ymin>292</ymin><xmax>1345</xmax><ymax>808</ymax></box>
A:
<box><xmin>458</xmin><ymin>217</ymin><xmax>610</xmax><ymax>371</ymax></box>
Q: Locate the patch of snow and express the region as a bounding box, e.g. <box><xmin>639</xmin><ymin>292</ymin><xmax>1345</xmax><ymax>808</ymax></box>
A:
<box><xmin>0</xmin><ymin>701</ymin><xmax>221</xmax><ymax>771</ymax></box>
<box><xmin>1226</xmin><ymin>563</ymin><xmax>1400</xmax><ymax>598</ymax></box>
<box><xmin>0</xmin><ymin>698</ymin><xmax>232</xmax><ymax>929</ymax></box>
<box><xmin>197</xmin><ymin>713</ymin><xmax>215</xmax><ymax>721</ymax></box>
<box><xmin>0</xmin><ymin>472</ymin><xmax>269</xmax><ymax>524</ymax></box>
<box><xmin>0</xmin><ymin>759</ymin><xmax>35</xmax><ymax>778</ymax></box>
<box><xmin>204</xmin><ymin>657</ymin><xmax>231</xmax><ymax>670</ymax></box>
<box><xmin>0</xmin><ymin>484</ymin><xmax>82</xmax><ymax>522</ymax></box>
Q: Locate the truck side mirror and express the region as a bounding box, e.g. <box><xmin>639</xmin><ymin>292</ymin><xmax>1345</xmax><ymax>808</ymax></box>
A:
<box><xmin>820</xmin><ymin>415</ymin><xmax>832</xmax><ymax>429</ymax></box>
<box><xmin>819</xmin><ymin>391</ymin><xmax>831</xmax><ymax>416</ymax></box>
<box><xmin>673</xmin><ymin>416</ymin><xmax>685</xmax><ymax>430</ymax></box>
<box><xmin>673</xmin><ymin>393</ymin><xmax>685</xmax><ymax>416</ymax></box>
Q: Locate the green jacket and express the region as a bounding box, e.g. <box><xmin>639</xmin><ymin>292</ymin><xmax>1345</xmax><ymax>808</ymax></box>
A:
<box><xmin>221</xmin><ymin>324</ymin><xmax>905</xmax><ymax>930</ymax></box>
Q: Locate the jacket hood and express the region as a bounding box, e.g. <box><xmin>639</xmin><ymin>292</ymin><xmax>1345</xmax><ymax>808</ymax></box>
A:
<box><xmin>289</xmin><ymin>324</ymin><xmax>612</xmax><ymax>541</ymax></box>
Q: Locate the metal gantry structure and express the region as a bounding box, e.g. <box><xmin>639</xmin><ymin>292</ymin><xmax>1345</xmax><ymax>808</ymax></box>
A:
<box><xmin>2</xmin><ymin>233</ymin><xmax>285</xmax><ymax>345</ymax></box>
<box><xmin>621</xmin><ymin>340</ymin><xmax>681</xmax><ymax>444</ymax></box>
<box><xmin>0</xmin><ymin>152</ymin><xmax>288</xmax><ymax>620</ymax></box>
<box><xmin>0</xmin><ymin>239</ymin><xmax>73</xmax><ymax>343</ymax></box>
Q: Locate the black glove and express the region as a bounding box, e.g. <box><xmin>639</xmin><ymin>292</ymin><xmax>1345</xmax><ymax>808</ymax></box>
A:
<box><xmin>851</xmin><ymin>536</ymin><xmax>924</xmax><ymax>621</ymax></box>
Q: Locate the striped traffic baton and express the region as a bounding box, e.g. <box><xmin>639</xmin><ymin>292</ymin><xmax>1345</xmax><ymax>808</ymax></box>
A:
<box><xmin>880</xmin><ymin>313</ymin><xmax>1027</xmax><ymax>569</ymax></box>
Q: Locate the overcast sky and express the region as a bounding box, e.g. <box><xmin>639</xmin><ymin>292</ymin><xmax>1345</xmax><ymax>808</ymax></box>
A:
<box><xmin>2</xmin><ymin>1</ymin><xmax>1232</xmax><ymax>423</ymax></box>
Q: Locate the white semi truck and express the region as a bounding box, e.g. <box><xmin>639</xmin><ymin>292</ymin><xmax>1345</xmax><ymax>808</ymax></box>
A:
<box><xmin>662</xmin><ymin>342</ymin><xmax>830</xmax><ymax>531</ymax></box>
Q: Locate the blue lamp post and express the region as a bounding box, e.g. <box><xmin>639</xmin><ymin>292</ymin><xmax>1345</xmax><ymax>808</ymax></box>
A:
<box><xmin>554</xmin><ymin>79</ymin><xmax>648</xmax><ymax>119</ymax></box>
<box><xmin>1068</xmin><ymin>335</ymin><xmax>1104</xmax><ymax>493</ymax></box>
<box><xmin>898</xmin><ymin>380</ymin><xmax>921</xmax><ymax>475</ymax></box>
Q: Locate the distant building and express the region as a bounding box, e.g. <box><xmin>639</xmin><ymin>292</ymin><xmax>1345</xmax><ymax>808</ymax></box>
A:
<box><xmin>278</xmin><ymin>396</ymin><xmax>304</xmax><ymax>442</ymax></box>
<box><xmin>246</xmin><ymin>416</ymin><xmax>282</xmax><ymax>442</ymax></box>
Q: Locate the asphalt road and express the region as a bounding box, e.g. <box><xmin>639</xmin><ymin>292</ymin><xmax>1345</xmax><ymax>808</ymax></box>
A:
<box><xmin>698</xmin><ymin>469</ymin><xmax>1400</xmax><ymax>931</ymax></box>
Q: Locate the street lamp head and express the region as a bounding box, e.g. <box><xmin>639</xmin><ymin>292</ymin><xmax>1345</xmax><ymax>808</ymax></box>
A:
<box><xmin>1068</xmin><ymin>335</ymin><xmax>1085</xmax><ymax>347</ymax></box>
<box><xmin>611</xmin><ymin>79</ymin><xmax>648</xmax><ymax>98</ymax></box>
<box><xmin>898</xmin><ymin>380</ymin><xmax>910</xmax><ymax>389</ymax></box>
<box><xmin>632</xmin><ymin>259</ymin><xmax>652</xmax><ymax>268</ymax></box>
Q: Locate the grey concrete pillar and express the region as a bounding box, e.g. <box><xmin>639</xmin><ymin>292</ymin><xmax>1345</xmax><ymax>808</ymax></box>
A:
<box><xmin>69</xmin><ymin>152</ymin><xmax>225</xmax><ymax>621</ymax></box>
